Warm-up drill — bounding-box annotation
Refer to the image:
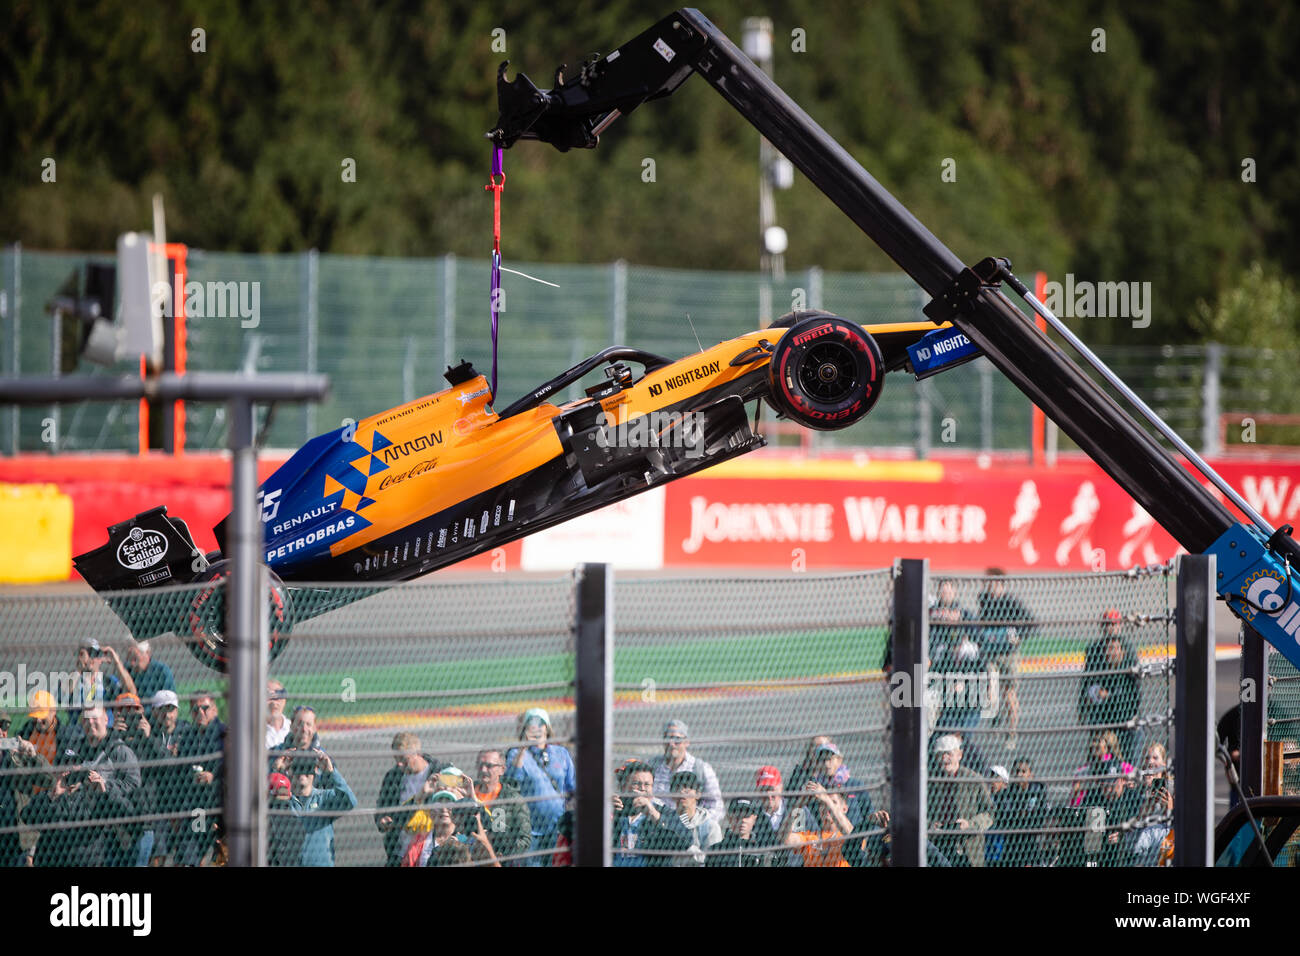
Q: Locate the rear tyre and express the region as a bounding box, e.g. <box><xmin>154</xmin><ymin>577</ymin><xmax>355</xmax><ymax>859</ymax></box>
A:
<box><xmin>766</xmin><ymin>311</ymin><xmax>884</xmax><ymax>430</ymax></box>
<box><xmin>184</xmin><ymin>560</ymin><xmax>291</xmax><ymax>672</ymax></box>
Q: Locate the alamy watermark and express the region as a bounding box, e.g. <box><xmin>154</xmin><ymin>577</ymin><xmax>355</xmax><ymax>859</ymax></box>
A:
<box><xmin>887</xmin><ymin>668</ymin><xmax>1002</xmax><ymax>719</ymax></box>
<box><xmin>593</xmin><ymin>409</ymin><xmax>705</xmax><ymax>458</ymax></box>
<box><xmin>1041</xmin><ymin>274</ymin><xmax>1151</xmax><ymax>328</ymax></box>
<box><xmin>151</xmin><ymin>272</ymin><xmax>261</xmax><ymax>328</ymax></box>
<box><xmin>0</xmin><ymin>667</ymin><xmax>105</xmax><ymax>710</ymax></box>
<box><xmin>50</xmin><ymin>886</ymin><xmax>151</xmax><ymax>936</ymax></box>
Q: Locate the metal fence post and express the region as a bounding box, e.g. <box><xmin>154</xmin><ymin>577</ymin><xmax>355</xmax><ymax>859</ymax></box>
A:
<box><xmin>1202</xmin><ymin>343</ymin><xmax>1222</xmax><ymax>457</ymax></box>
<box><xmin>911</xmin><ymin>285</ymin><xmax>930</xmax><ymax>459</ymax></box>
<box><xmin>402</xmin><ymin>336</ymin><xmax>417</xmax><ymax>404</ymax></box>
<box><xmin>808</xmin><ymin>265</ymin><xmax>823</xmax><ymax>311</ymax></box>
<box><xmin>302</xmin><ymin>249</ymin><xmax>319</xmax><ymax>443</ymax></box>
<box><xmin>9</xmin><ymin>242</ymin><xmax>20</xmax><ymax>453</ymax></box>
<box><xmin>226</xmin><ymin>396</ymin><xmax>269</xmax><ymax>867</ymax></box>
<box><xmin>566</xmin><ymin>339</ymin><xmax>583</xmax><ymax>404</ymax></box>
<box><xmin>915</xmin><ymin>378</ymin><xmax>932</xmax><ymax>460</ymax></box>
<box><xmin>1240</xmin><ymin>624</ymin><xmax>1268</xmax><ymax>799</ymax></box>
<box><xmin>611</xmin><ymin>260</ymin><xmax>627</xmax><ymax>345</ymax></box>
<box><xmin>441</xmin><ymin>254</ymin><xmax>457</xmax><ymax>371</ymax></box>
<box><xmin>49</xmin><ymin>269</ymin><xmax>62</xmax><ymax>451</ymax></box>
<box><xmin>573</xmin><ymin>562</ymin><xmax>613</xmax><ymax>867</ymax></box>
<box><xmin>1174</xmin><ymin>553</ymin><xmax>1215</xmax><ymax>866</ymax></box>
<box><xmin>890</xmin><ymin>558</ymin><xmax>929</xmax><ymax>866</ymax></box>
<box><xmin>980</xmin><ymin>359</ymin><xmax>993</xmax><ymax>453</ymax></box>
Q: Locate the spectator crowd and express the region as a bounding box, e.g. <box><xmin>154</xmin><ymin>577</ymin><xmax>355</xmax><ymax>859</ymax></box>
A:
<box><xmin>918</xmin><ymin>573</ymin><xmax>1172</xmax><ymax>867</ymax></box>
<box><xmin>0</xmin><ymin>583</ymin><xmax>1177</xmax><ymax>866</ymax></box>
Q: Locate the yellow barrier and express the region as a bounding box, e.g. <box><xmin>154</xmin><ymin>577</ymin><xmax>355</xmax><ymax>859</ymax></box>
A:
<box><xmin>701</xmin><ymin>456</ymin><xmax>945</xmax><ymax>482</ymax></box>
<box><xmin>0</xmin><ymin>483</ymin><xmax>73</xmax><ymax>582</ymax></box>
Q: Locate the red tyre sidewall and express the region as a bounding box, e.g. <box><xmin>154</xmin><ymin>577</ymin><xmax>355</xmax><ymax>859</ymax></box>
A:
<box><xmin>770</xmin><ymin>317</ymin><xmax>883</xmax><ymax>429</ymax></box>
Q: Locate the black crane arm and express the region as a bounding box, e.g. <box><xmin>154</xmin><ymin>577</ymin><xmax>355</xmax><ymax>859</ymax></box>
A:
<box><xmin>489</xmin><ymin>8</ymin><xmax>1238</xmax><ymax>554</ymax></box>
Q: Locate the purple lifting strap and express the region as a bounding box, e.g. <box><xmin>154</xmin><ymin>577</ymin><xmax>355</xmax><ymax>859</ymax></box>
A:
<box><xmin>489</xmin><ymin>146</ymin><xmax>504</xmax><ymax>400</ymax></box>
<box><xmin>490</xmin><ymin>250</ymin><xmax>500</xmax><ymax>400</ymax></box>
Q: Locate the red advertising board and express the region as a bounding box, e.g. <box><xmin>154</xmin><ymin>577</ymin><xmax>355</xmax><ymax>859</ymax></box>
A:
<box><xmin>662</xmin><ymin>456</ymin><xmax>1300</xmax><ymax>571</ymax></box>
<box><xmin>5</xmin><ymin>451</ymin><xmax>1300</xmax><ymax>577</ymax></box>
<box><xmin>662</xmin><ymin>462</ymin><xmax>1168</xmax><ymax>571</ymax></box>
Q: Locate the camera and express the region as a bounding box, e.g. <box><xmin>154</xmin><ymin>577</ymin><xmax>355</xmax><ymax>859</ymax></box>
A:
<box><xmin>66</xmin><ymin>767</ymin><xmax>89</xmax><ymax>786</ymax></box>
<box><xmin>0</xmin><ymin>738</ymin><xmax>20</xmax><ymax>752</ymax></box>
<box><xmin>290</xmin><ymin>755</ymin><xmax>318</xmax><ymax>776</ymax></box>
<box><xmin>451</xmin><ymin>800</ymin><xmax>482</xmax><ymax>833</ymax></box>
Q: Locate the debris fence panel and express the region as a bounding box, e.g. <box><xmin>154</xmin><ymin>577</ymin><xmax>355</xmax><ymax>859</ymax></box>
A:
<box><xmin>609</xmin><ymin>571</ymin><xmax>893</xmax><ymax>867</ymax></box>
<box><xmin>0</xmin><ymin>563</ymin><xmax>1192</xmax><ymax>867</ymax></box>
<box><xmin>1267</xmin><ymin>643</ymin><xmax>1300</xmax><ymax>795</ymax></box>
<box><xmin>6</xmin><ymin>247</ymin><xmax>1283</xmax><ymax>458</ymax></box>
<box><xmin>923</xmin><ymin>566</ymin><xmax>1175</xmax><ymax>867</ymax></box>
<box><xmin>0</xmin><ymin>584</ymin><xmax>230</xmax><ymax>867</ymax></box>
<box><xmin>269</xmin><ymin>577</ymin><xmax>577</xmax><ymax>867</ymax></box>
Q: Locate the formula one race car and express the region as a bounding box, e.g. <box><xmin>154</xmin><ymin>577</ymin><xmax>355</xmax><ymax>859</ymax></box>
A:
<box><xmin>70</xmin><ymin>4</ymin><xmax>1300</xmax><ymax>694</ymax></box>
<box><xmin>74</xmin><ymin>310</ymin><xmax>947</xmax><ymax>669</ymax></box>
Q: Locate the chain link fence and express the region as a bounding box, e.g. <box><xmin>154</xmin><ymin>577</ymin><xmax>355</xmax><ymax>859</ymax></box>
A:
<box><xmin>0</xmin><ymin>561</ymin><xmax>1230</xmax><ymax>868</ymax></box>
<box><xmin>923</xmin><ymin>566</ymin><xmax>1174</xmax><ymax>867</ymax></box>
<box><xmin>0</xmin><ymin>584</ymin><xmax>229</xmax><ymax>867</ymax></box>
<box><xmin>1267</xmin><ymin>644</ymin><xmax>1300</xmax><ymax>796</ymax></box>
<box><xmin>268</xmin><ymin>577</ymin><xmax>577</xmax><ymax>867</ymax></box>
<box><xmin>4</xmin><ymin>246</ymin><xmax>1291</xmax><ymax>459</ymax></box>
<box><xmin>610</xmin><ymin>571</ymin><xmax>892</xmax><ymax>866</ymax></box>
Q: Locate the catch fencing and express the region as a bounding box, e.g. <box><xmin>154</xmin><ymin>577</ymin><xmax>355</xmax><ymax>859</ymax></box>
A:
<box><xmin>922</xmin><ymin>568</ymin><xmax>1174</xmax><ymax>867</ymax></box>
<box><xmin>0</xmin><ymin>560</ymin><xmax>1217</xmax><ymax>867</ymax></box>
<box><xmin>0</xmin><ymin>586</ymin><xmax>232</xmax><ymax>867</ymax></box>
<box><xmin>3</xmin><ymin>246</ymin><xmax>1292</xmax><ymax>459</ymax></box>
<box><xmin>1266</xmin><ymin>643</ymin><xmax>1300</xmax><ymax>795</ymax></box>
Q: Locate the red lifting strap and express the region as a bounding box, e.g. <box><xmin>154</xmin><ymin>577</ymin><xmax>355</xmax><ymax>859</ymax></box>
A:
<box><xmin>485</xmin><ymin>174</ymin><xmax>505</xmax><ymax>253</ymax></box>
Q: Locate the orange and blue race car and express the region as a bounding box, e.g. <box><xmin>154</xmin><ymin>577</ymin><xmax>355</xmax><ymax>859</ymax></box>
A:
<box><xmin>73</xmin><ymin>311</ymin><xmax>952</xmax><ymax>669</ymax></box>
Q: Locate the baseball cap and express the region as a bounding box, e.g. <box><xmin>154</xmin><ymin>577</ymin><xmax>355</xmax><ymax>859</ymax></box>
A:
<box><xmin>429</xmin><ymin>789</ymin><xmax>460</xmax><ymax>803</ymax></box>
<box><xmin>79</xmin><ymin>637</ymin><xmax>103</xmax><ymax>654</ymax></box>
<box><xmin>27</xmin><ymin>689</ymin><xmax>56</xmax><ymax>720</ymax></box>
<box><xmin>727</xmin><ymin>797</ymin><xmax>758</xmax><ymax>816</ymax></box>
<box><xmin>268</xmin><ymin>772</ymin><xmax>291</xmax><ymax>792</ymax></box>
<box><xmin>756</xmin><ymin>766</ymin><xmax>782</xmax><ymax>789</ymax></box>
<box><xmin>814</xmin><ymin>741</ymin><xmax>842</xmax><ymax>757</ymax></box>
<box><xmin>114</xmin><ymin>692</ymin><xmax>142</xmax><ymax>710</ymax></box>
<box><xmin>932</xmin><ymin>734</ymin><xmax>961</xmax><ymax>754</ymax></box>
<box><xmin>663</xmin><ymin>719</ymin><xmax>689</xmax><ymax>738</ymax></box>
<box><xmin>521</xmin><ymin>707</ymin><xmax>551</xmax><ymax>729</ymax></box>
<box><xmin>990</xmin><ymin>765</ymin><xmax>1010</xmax><ymax>783</ymax></box>
<box><xmin>152</xmin><ymin>690</ymin><xmax>180</xmax><ymax>710</ymax></box>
